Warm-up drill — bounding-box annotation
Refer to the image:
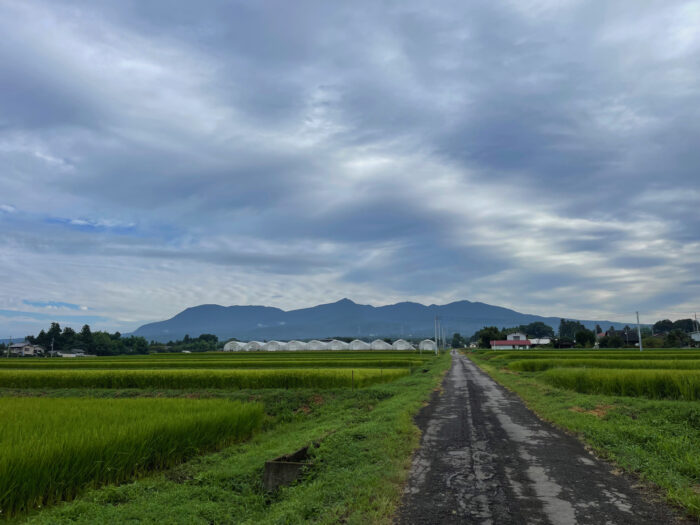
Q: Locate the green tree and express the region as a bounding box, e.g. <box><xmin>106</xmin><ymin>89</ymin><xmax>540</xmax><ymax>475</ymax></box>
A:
<box><xmin>672</xmin><ymin>319</ymin><xmax>695</xmax><ymax>333</ymax></box>
<box><xmin>47</xmin><ymin>322</ymin><xmax>62</xmax><ymax>351</ymax></box>
<box><xmin>92</xmin><ymin>332</ymin><xmax>114</xmax><ymax>356</ymax></box>
<box><xmin>599</xmin><ymin>335</ymin><xmax>624</xmax><ymax>348</ymax></box>
<box><xmin>451</xmin><ymin>332</ymin><xmax>466</xmax><ymax>348</ymax></box>
<box><xmin>559</xmin><ymin>319</ymin><xmax>586</xmax><ymax>341</ymax></box>
<box><xmin>62</xmin><ymin>327</ymin><xmax>77</xmax><ymax>349</ymax></box>
<box><xmin>474</xmin><ymin>326</ymin><xmax>504</xmax><ymax>348</ymax></box>
<box><xmin>79</xmin><ymin>325</ymin><xmax>93</xmax><ymax>353</ymax></box>
<box><xmin>595</xmin><ymin>324</ymin><xmax>602</xmax><ymax>334</ymax></box>
<box><xmin>653</xmin><ymin>319</ymin><xmax>673</xmax><ymax>334</ymax></box>
<box><xmin>574</xmin><ymin>329</ymin><xmax>596</xmax><ymax>347</ymax></box>
<box><xmin>521</xmin><ymin>322</ymin><xmax>554</xmax><ymax>338</ymax></box>
<box><xmin>665</xmin><ymin>329</ymin><xmax>690</xmax><ymax>348</ymax></box>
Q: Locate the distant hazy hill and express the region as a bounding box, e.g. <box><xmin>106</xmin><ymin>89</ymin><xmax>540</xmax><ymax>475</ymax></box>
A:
<box><xmin>132</xmin><ymin>298</ymin><xmax>630</xmax><ymax>342</ymax></box>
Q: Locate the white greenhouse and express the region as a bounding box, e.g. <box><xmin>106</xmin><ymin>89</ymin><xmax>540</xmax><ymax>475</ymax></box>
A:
<box><xmin>285</xmin><ymin>340</ymin><xmax>308</xmax><ymax>351</ymax></box>
<box><xmin>223</xmin><ymin>341</ymin><xmax>245</xmax><ymax>352</ymax></box>
<box><xmin>392</xmin><ymin>339</ymin><xmax>415</xmax><ymax>350</ymax></box>
<box><xmin>370</xmin><ymin>339</ymin><xmax>393</xmax><ymax>350</ymax></box>
<box><xmin>327</xmin><ymin>339</ymin><xmax>349</xmax><ymax>350</ymax></box>
<box><xmin>263</xmin><ymin>340</ymin><xmax>287</xmax><ymax>351</ymax></box>
<box><xmin>418</xmin><ymin>339</ymin><xmax>437</xmax><ymax>351</ymax></box>
<box><xmin>306</xmin><ymin>340</ymin><xmax>328</xmax><ymax>350</ymax></box>
<box><xmin>348</xmin><ymin>339</ymin><xmax>370</xmax><ymax>350</ymax></box>
<box><xmin>244</xmin><ymin>341</ymin><xmax>264</xmax><ymax>351</ymax></box>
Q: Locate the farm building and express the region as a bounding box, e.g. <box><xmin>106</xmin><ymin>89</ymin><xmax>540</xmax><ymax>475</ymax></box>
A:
<box><xmin>263</xmin><ymin>341</ymin><xmax>287</xmax><ymax>351</ymax></box>
<box><xmin>243</xmin><ymin>341</ymin><xmax>264</xmax><ymax>351</ymax></box>
<box><xmin>370</xmin><ymin>339</ymin><xmax>392</xmax><ymax>350</ymax></box>
<box><xmin>490</xmin><ymin>333</ymin><xmax>532</xmax><ymax>350</ymax></box>
<box><xmin>223</xmin><ymin>341</ymin><xmax>245</xmax><ymax>351</ymax></box>
<box><xmin>285</xmin><ymin>340</ymin><xmax>308</xmax><ymax>350</ymax></box>
<box><xmin>392</xmin><ymin>339</ymin><xmax>414</xmax><ymax>350</ymax></box>
<box><xmin>418</xmin><ymin>339</ymin><xmax>437</xmax><ymax>351</ymax></box>
<box><xmin>307</xmin><ymin>340</ymin><xmax>328</xmax><ymax>350</ymax></box>
<box><xmin>327</xmin><ymin>339</ymin><xmax>349</xmax><ymax>350</ymax></box>
<box><xmin>349</xmin><ymin>339</ymin><xmax>370</xmax><ymax>350</ymax></box>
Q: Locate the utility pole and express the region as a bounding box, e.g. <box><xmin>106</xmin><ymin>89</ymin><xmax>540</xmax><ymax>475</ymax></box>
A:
<box><xmin>434</xmin><ymin>316</ymin><xmax>438</xmax><ymax>355</ymax></box>
<box><xmin>636</xmin><ymin>311</ymin><xmax>643</xmax><ymax>352</ymax></box>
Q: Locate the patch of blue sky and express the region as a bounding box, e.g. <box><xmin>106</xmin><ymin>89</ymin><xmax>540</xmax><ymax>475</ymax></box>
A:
<box><xmin>44</xmin><ymin>216</ymin><xmax>138</xmax><ymax>234</ymax></box>
<box><xmin>0</xmin><ymin>309</ymin><xmax>108</xmax><ymax>323</ymax></box>
<box><xmin>23</xmin><ymin>300</ymin><xmax>83</xmax><ymax>310</ymax></box>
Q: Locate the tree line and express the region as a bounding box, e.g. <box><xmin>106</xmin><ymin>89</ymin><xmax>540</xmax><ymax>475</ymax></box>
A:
<box><xmin>461</xmin><ymin>317</ymin><xmax>699</xmax><ymax>349</ymax></box>
<box><xmin>5</xmin><ymin>323</ymin><xmax>222</xmax><ymax>356</ymax></box>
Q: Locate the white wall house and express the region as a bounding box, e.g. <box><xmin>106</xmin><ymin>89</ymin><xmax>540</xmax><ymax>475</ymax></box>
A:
<box><xmin>507</xmin><ymin>332</ymin><xmax>528</xmax><ymax>341</ymax></box>
<box><xmin>370</xmin><ymin>339</ymin><xmax>393</xmax><ymax>350</ymax></box>
<box><xmin>490</xmin><ymin>337</ymin><xmax>532</xmax><ymax>350</ymax></box>
<box><xmin>243</xmin><ymin>341</ymin><xmax>264</xmax><ymax>351</ymax></box>
<box><xmin>8</xmin><ymin>342</ymin><xmax>44</xmax><ymax>357</ymax></box>
<box><xmin>285</xmin><ymin>340</ymin><xmax>308</xmax><ymax>350</ymax></box>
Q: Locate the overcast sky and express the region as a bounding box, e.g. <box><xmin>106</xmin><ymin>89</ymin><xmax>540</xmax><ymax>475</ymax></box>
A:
<box><xmin>1</xmin><ymin>0</ymin><xmax>699</xmax><ymax>336</ymax></box>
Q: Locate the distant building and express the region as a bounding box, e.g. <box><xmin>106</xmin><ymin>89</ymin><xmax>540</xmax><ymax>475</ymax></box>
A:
<box><xmin>530</xmin><ymin>338</ymin><xmax>552</xmax><ymax>346</ymax></box>
<box><xmin>223</xmin><ymin>341</ymin><xmax>245</xmax><ymax>352</ymax></box>
<box><xmin>262</xmin><ymin>341</ymin><xmax>286</xmax><ymax>351</ymax></box>
<box><xmin>349</xmin><ymin>339</ymin><xmax>370</xmax><ymax>350</ymax></box>
<box><xmin>8</xmin><ymin>342</ymin><xmax>44</xmax><ymax>357</ymax></box>
<box><xmin>370</xmin><ymin>339</ymin><xmax>392</xmax><ymax>350</ymax></box>
<box><xmin>392</xmin><ymin>339</ymin><xmax>415</xmax><ymax>350</ymax></box>
<box><xmin>418</xmin><ymin>339</ymin><xmax>437</xmax><ymax>351</ymax></box>
<box><xmin>507</xmin><ymin>332</ymin><xmax>528</xmax><ymax>341</ymax></box>
<box><xmin>605</xmin><ymin>329</ymin><xmax>639</xmax><ymax>344</ymax></box>
<box><xmin>691</xmin><ymin>331</ymin><xmax>700</xmax><ymax>343</ymax></box>
<box><xmin>327</xmin><ymin>340</ymin><xmax>349</xmax><ymax>350</ymax></box>
<box><xmin>490</xmin><ymin>338</ymin><xmax>532</xmax><ymax>350</ymax></box>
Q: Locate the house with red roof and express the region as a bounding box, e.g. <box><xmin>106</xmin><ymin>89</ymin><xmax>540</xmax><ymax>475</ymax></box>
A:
<box><xmin>490</xmin><ymin>332</ymin><xmax>531</xmax><ymax>350</ymax></box>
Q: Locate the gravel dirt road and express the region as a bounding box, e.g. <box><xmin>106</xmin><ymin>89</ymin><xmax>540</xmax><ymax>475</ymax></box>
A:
<box><xmin>396</xmin><ymin>350</ymin><xmax>691</xmax><ymax>525</ymax></box>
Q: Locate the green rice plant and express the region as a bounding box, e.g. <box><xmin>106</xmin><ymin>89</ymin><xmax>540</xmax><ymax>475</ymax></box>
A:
<box><xmin>0</xmin><ymin>358</ymin><xmax>423</xmax><ymax>370</ymax></box>
<box><xmin>0</xmin><ymin>397</ymin><xmax>263</xmax><ymax>518</ymax></box>
<box><xmin>509</xmin><ymin>359</ymin><xmax>700</xmax><ymax>372</ymax></box>
<box><xmin>0</xmin><ymin>368</ymin><xmax>409</xmax><ymax>390</ymax></box>
<box><xmin>541</xmin><ymin>368</ymin><xmax>700</xmax><ymax>401</ymax></box>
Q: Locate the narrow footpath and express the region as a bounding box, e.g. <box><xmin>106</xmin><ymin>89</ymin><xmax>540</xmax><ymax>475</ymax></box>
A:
<box><xmin>396</xmin><ymin>351</ymin><xmax>691</xmax><ymax>525</ymax></box>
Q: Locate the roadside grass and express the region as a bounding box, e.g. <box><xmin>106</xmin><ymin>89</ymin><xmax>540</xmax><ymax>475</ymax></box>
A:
<box><xmin>15</xmin><ymin>353</ymin><xmax>451</xmax><ymax>524</ymax></box>
<box><xmin>468</xmin><ymin>352</ymin><xmax>700</xmax><ymax>519</ymax></box>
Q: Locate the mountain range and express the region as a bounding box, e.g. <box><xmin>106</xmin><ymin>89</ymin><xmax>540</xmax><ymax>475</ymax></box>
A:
<box><xmin>132</xmin><ymin>298</ymin><xmax>632</xmax><ymax>342</ymax></box>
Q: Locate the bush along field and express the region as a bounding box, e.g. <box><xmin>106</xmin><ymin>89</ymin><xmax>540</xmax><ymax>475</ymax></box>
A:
<box><xmin>468</xmin><ymin>348</ymin><xmax>700</xmax><ymax>519</ymax></box>
<box><xmin>1</xmin><ymin>350</ymin><xmax>448</xmax><ymax>524</ymax></box>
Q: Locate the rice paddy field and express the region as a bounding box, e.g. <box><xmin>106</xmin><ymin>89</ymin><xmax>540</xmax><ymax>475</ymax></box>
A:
<box><xmin>0</xmin><ymin>349</ymin><xmax>445</xmax><ymax>523</ymax></box>
<box><xmin>469</xmin><ymin>348</ymin><xmax>700</xmax><ymax>518</ymax></box>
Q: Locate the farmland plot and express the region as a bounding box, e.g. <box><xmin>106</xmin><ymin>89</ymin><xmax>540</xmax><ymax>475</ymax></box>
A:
<box><xmin>0</xmin><ymin>398</ymin><xmax>263</xmax><ymax>518</ymax></box>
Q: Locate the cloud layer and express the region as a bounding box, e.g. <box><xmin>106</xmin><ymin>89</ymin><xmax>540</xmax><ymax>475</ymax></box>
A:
<box><xmin>1</xmin><ymin>0</ymin><xmax>699</xmax><ymax>335</ymax></box>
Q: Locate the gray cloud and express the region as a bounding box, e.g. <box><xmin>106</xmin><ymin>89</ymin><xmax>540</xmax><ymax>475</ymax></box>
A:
<box><xmin>1</xmin><ymin>0</ymin><xmax>699</xmax><ymax>335</ymax></box>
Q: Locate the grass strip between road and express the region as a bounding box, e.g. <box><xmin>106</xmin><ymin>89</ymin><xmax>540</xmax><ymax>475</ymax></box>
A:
<box><xmin>17</xmin><ymin>353</ymin><xmax>450</xmax><ymax>525</ymax></box>
<box><xmin>467</xmin><ymin>352</ymin><xmax>700</xmax><ymax>520</ymax></box>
